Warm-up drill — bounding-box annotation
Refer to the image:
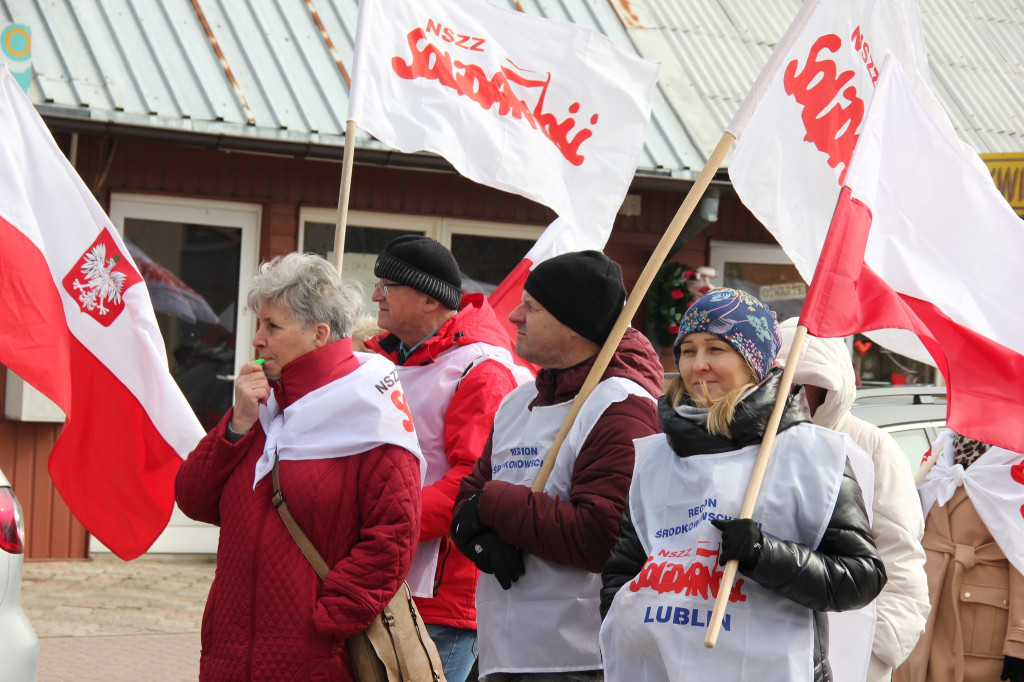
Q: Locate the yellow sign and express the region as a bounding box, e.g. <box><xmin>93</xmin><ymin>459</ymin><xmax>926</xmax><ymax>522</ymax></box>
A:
<box><xmin>983</xmin><ymin>153</ymin><xmax>1024</xmax><ymax>217</ymax></box>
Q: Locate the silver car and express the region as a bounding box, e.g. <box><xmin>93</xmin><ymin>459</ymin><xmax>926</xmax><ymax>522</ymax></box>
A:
<box><xmin>0</xmin><ymin>468</ymin><xmax>38</xmax><ymax>681</ymax></box>
<box><xmin>851</xmin><ymin>386</ymin><xmax>947</xmax><ymax>473</ymax></box>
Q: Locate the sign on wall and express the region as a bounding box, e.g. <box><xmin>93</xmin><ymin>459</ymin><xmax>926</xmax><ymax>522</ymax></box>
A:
<box><xmin>984</xmin><ymin>153</ymin><xmax>1024</xmax><ymax>217</ymax></box>
<box><xmin>1</xmin><ymin>23</ymin><xmax>31</xmax><ymax>92</ymax></box>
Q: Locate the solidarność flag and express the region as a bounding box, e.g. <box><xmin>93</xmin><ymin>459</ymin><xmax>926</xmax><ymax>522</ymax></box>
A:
<box><xmin>726</xmin><ymin>0</ymin><xmax>984</xmax><ymax>364</ymax></box>
<box><xmin>348</xmin><ymin>0</ymin><xmax>657</xmax><ymax>256</ymax></box>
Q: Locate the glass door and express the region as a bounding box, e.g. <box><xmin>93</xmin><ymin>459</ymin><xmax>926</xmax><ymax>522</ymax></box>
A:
<box><xmin>103</xmin><ymin>195</ymin><xmax>260</xmax><ymax>554</ymax></box>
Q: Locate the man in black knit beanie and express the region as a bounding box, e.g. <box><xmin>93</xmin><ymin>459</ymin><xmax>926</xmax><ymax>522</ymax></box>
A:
<box><xmin>363</xmin><ymin>235</ymin><xmax>530</xmax><ymax>682</ymax></box>
<box><xmin>452</xmin><ymin>250</ymin><xmax>663</xmax><ymax>681</ymax></box>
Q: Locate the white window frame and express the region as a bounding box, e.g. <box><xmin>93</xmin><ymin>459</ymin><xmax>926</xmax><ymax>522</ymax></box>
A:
<box><xmin>299</xmin><ymin>208</ymin><xmax>544</xmax><ymax>303</ymax></box>
<box><xmin>438</xmin><ymin>216</ymin><xmax>544</xmax><ymax>246</ymax></box>
<box><xmin>108</xmin><ymin>194</ymin><xmax>262</xmax><ymax>378</ymax></box>
<box><xmin>708</xmin><ymin>239</ymin><xmax>799</xmax><ymax>288</ymax></box>
<box><xmin>297</xmin><ymin>208</ymin><xmax>544</xmax><ymax>252</ymax></box>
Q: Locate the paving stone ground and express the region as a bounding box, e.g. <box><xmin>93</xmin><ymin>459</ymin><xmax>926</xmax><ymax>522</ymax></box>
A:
<box><xmin>20</xmin><ymin>553</ymin><xmax>216</xmax><ymax>682</ymax></box>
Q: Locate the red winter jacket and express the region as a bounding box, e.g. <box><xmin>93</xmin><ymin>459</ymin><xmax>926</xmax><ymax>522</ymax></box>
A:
<box><xmin>455</xmin><ymin>327</ymin><xmax>663</xmax><ymax>573</ymax></box>
<box><xmin>365</xmin><ymin>293</ymin><xmax>524</xmax><ymax>630</ymax></box>
<box><xmin>175</xmin><ymin>340</ymin><xmax>422</xmax><ymax>682</ymax></box>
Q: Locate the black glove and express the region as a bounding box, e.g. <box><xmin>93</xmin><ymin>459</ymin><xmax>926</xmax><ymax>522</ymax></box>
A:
<box><xmin>710</xmin><ymin>518</ymin><xmax>763</xmax><ymax>571</ymax></box>
<box><xmin>450</xmin><ymin>493</ymin><xmax>484</xmax><ymax>555</ymax></box>
<box><xmin>466</xmin><ymin>529</ymin><xmax>525</xmax><ymax>590</ymax></box>
<box><xmin>1002</xmin><ymin>656</ymin><xmax>1024</xmax><ymax>682</ymax></box>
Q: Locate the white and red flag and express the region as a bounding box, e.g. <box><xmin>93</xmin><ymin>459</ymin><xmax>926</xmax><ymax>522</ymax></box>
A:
<box><xmin>727</xmin><ymin>0</ymin><xmax>983</xmax><ymax>363</ymax></box>
<box><xmin>347</xmin><ymin>0</ymin><xmax>658</xmax><ymax>236</ymax></box>
<box><xmin>800</xmin><ymin>57</ymin><xmax>1024</xmax><ymax>454</ymax></box>
<box><xmin>0</xmin><ymin>66</ymin><xmax>205</xmax><ymax>559</ymax></box>
<box><xmin>486</xmin><ymin>217</ymin><xmax>614</xmax><ymax>358</ymax></box>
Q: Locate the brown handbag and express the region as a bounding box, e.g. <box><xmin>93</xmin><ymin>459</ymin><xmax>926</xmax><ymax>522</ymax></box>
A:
<box><xmin>272</xmin><ymin>457</ymin><xmax>447</xmax><ymax>682</ymax></box>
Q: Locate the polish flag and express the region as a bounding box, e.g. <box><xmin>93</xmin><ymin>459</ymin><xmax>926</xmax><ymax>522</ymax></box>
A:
<box><xmin>487</xmin><ymin>217</ymin><xmax>612</xmax><ymax>363</ymax></box>
<box><xmin>726</xmin><ymin>0</ymin><xmax>985</xmax><ymax>364</ymax></box>
<box><xmin>348</xmin><ymin>0</ymin><xmax>657</xmax><ymax>238</ymax></box>
<box><xmin>0</xmin><ymin>67</ymin><xmax>206</xmax><ymax>559</ymax></box>
<box><xmin>800</xmin><ymin>57</ymin><xmax>1024</xmax><ymax>454</ymax></box>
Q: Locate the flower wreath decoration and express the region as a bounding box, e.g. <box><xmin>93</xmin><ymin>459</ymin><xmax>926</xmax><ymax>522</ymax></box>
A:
<box><xmin>647</xmin><ymin>262</ymin><xmax>715</xmax><ymax>347</ymax></box>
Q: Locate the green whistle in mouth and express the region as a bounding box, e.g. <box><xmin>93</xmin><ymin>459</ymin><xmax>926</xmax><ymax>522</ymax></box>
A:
<box><xmin>254</xmin><ymin>358</ymin><xmax>265</xmax><ymax>365</ymax></box>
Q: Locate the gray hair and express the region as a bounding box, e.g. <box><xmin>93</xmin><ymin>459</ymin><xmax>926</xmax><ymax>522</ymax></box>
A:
<box><xmin>246</xmin><ymin>252</ymin><xmax>363</xmax><ymax>342</ymax></box>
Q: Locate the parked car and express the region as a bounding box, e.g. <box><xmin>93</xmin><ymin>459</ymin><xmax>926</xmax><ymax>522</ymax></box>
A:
<box><xmin>0</xmin><ymin>467</ymin><xmax>38</xmax><ymax>681</ymax></box>
<box><xmin>851</xmin><ymin>386</ymin><xmax>948</xmax><ymax>473</ymax></box>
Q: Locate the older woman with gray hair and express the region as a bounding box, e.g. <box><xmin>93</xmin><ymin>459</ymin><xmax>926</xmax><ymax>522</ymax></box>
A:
<box><xmin>176</xmin><ymin>252</ymin><xmax>424</xmax><ymax>682</ymax></box>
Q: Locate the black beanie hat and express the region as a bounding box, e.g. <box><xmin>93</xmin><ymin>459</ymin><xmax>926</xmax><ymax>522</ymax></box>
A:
<box><xmin>374</xmin><ymin>236</ymin><xmax>462</xmax><ymax>310</ymax></box>
<box><xmin>524</xmin><ymin>250</ymin><xmax>626</xmax><ymax>345</ymax></box>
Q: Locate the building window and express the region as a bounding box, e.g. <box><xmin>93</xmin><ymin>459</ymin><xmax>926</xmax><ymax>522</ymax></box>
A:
<box><xmin>110</xmin><ymin>195</ymin><xmax>260</xmax><ymax>429</ymax></box>
<box><xmin>709</xmin><ymin>240</ymin><xmax>937</xmax><ymax>387</ymax></box>
<box><xmin>299</xmin><ymin>209</ymin><xmax>541</xmax><ymax>306</ymax></box>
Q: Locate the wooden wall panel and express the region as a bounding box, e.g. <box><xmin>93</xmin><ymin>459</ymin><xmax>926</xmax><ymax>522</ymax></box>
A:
<box><xmin>268</xmin><ymin>202</ymin><xmax>299</xmax><ymax>257</ymax></box>
<box><xmin>708</xmin><ymin>194</ymin><xmax>775</xmax><ymax>243</ymax></box>
<box><xmin>0</xmin><ymin>367</ymin><xmax>86</xmax><ymax>559</ymax></box>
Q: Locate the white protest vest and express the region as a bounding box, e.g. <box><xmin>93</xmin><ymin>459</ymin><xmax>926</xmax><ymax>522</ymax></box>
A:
<box><xmin>253</xmin><ymin>353</ymin><xmax>424</xmax><ymax>487</ymax></box>
<box><xmin>828</xmin><ymin>441</ymin><xmax>876</xmax><ymax>682</ymax></box>
<box><xmin>918</xmin><ymin>430</ymin><xmax>1024</xmax><ymax>575</ymax></box>
<box><xmin>600</xmin><ymin>423</ymin><xmax>848</xmax><ymax>682</ymax></box>
<box><xmin>477</xmin><ymin>376</ymin><xmax>656</xmax><ymax>678</ymax></box>
<box><xmin>398</xmin><ymin>342</ymin><xmax>531</xmax><ymax>597</ymax></box>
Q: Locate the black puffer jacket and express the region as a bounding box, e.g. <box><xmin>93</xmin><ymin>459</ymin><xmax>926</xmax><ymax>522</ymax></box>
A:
<box><xmin>601</xmin><ymin>369</ymin><xmax>886</xmax><ymax>682</ymax></box>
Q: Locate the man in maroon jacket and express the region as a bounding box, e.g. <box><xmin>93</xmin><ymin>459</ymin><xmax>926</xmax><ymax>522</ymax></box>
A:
<box><xmin>364</xmin><ymin>236</ymin><xmax>529</xmax><ymax>682</ymax></box>
<box><xmin>452</xmin><ymin>250</ymin><xmax>663</xmax><ymax>681</ymax></box>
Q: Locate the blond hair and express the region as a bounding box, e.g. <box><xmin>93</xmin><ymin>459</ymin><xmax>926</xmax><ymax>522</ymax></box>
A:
<box><xmin>350</xmin><ymin>315</ymin><xmax>384</xmax><ymax>352</ymax></box>
<box><xmin>664</xmin><ymin>367</ymin><xmax>759</xmax><ymax>439</ymax></box>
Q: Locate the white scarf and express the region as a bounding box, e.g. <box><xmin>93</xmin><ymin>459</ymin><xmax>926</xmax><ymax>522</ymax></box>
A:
<box><xmin>252</xmin><ymin>353</ymin><xmax>424</xmax><ymax>488</ymax></box>
<box><xmin>918</xmin><ymin>429</ymin><xmax>1024</xmax><ymax>574</ymax></box>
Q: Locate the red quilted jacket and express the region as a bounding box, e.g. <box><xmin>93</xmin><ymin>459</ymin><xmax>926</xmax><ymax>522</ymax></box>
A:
<box><xmin>175</xmin><ymin>341</ymin><xmax>422</xmax><ymax>681</ymax></box>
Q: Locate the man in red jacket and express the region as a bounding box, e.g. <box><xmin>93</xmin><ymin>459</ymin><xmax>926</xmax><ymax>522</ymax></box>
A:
<box><xmin>364</xmin><ymin>235</ymin><xmax>530</xmax><ymax>682</ymax></box>
<box><xmin>452</xmin><ymin>250</ymin><xmax>663</xmax><ymax>681</ymax></box>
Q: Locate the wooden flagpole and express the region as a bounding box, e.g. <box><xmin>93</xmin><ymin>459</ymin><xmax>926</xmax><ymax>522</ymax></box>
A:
<box><xmin>704</xmin><ymin>324</ymin><xmax>809</xmax><ymax>648</ymax></box>
<box><xmin>914</xmin><ymin>447</ymin><xmax>939</xmax><ymax>483</ymax></box>
<box><xmin>332</xmin><ymin>119</ymin><xmax>358</xmax><ymax>275</ymax></box>
<box><xmin>530</xmin><ymin>131</ymin><xmax>736</xmax><ymax>494</ymax></box>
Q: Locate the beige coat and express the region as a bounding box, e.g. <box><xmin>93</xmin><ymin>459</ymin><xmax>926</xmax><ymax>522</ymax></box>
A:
<box><xmin>895</xmin><ymin>487</ymin><xmax>1024</xmax><ymax>682</ymax></box>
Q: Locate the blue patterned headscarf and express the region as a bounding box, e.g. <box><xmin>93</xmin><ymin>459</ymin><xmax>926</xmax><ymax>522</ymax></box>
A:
<box><xmin>671</xmin><ymin>288</ymin><xmax>781</xmax><ymax>381</ymax></box>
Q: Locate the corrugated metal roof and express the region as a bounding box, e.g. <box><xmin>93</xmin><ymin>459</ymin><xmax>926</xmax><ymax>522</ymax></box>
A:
<box><xmin>3</xmin><ymin>0</ymin><xmax>1021</xmax><ymax>181</ymax></box>
<box><xmin>920</xmin><ymin>0</ymin><xmax>1024</xmax><ymax>151</ymax></box>
<box><xmin>621</xmin><ymin>0</ymin><xmax>1024</xmax><ymax>163</ymax></box>
<box><xmin>0</xmin><ymin>0</ymin><xmax>698</xmax><ymax>177</ymax></box>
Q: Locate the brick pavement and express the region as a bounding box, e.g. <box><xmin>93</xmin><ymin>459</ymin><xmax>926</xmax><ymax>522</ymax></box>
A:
<box><xmin>20</xmin><ymin>553</ymin><xmax>216</xmax><ymax>682</ymax></box>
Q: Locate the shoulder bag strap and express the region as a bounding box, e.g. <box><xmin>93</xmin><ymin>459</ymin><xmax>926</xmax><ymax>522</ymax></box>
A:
<box><xmin>274</xmin><ymin>457</ymin><xmax>447</xmax><ymax>682</ymax></box>
<box><xmin>272</xmin><ymin>454</ymin><xmax>330</xmax><ymax>580</ymax></box>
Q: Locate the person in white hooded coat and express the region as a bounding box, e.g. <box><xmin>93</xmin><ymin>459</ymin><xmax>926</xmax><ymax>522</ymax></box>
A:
<box><xmin>777</xmin><ymin>318</ymin><xmax>930</xmax><ymax>681</ymax></box>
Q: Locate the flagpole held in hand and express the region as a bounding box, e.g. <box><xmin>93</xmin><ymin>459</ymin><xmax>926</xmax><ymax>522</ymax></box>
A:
<box><xmin>703</xmin><ymin>324</ymin><xmax>808</xmax><ymax>648</ymax></box>
<box><xmin>332</xmin><ymin>119</ymin><xmax>358</xmax><ymax>275</ymax></box>
<box><xmin>530</xmin><ymin>131</ymin><xmax>736</xmax><ymax>494</ymax></box>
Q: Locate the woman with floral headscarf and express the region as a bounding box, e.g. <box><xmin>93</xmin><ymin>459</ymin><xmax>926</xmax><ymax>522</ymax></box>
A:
<box><xmin>599</xmin><ymin>288</ymin><xmax>886</xmax><ymax>682</ymax></box>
